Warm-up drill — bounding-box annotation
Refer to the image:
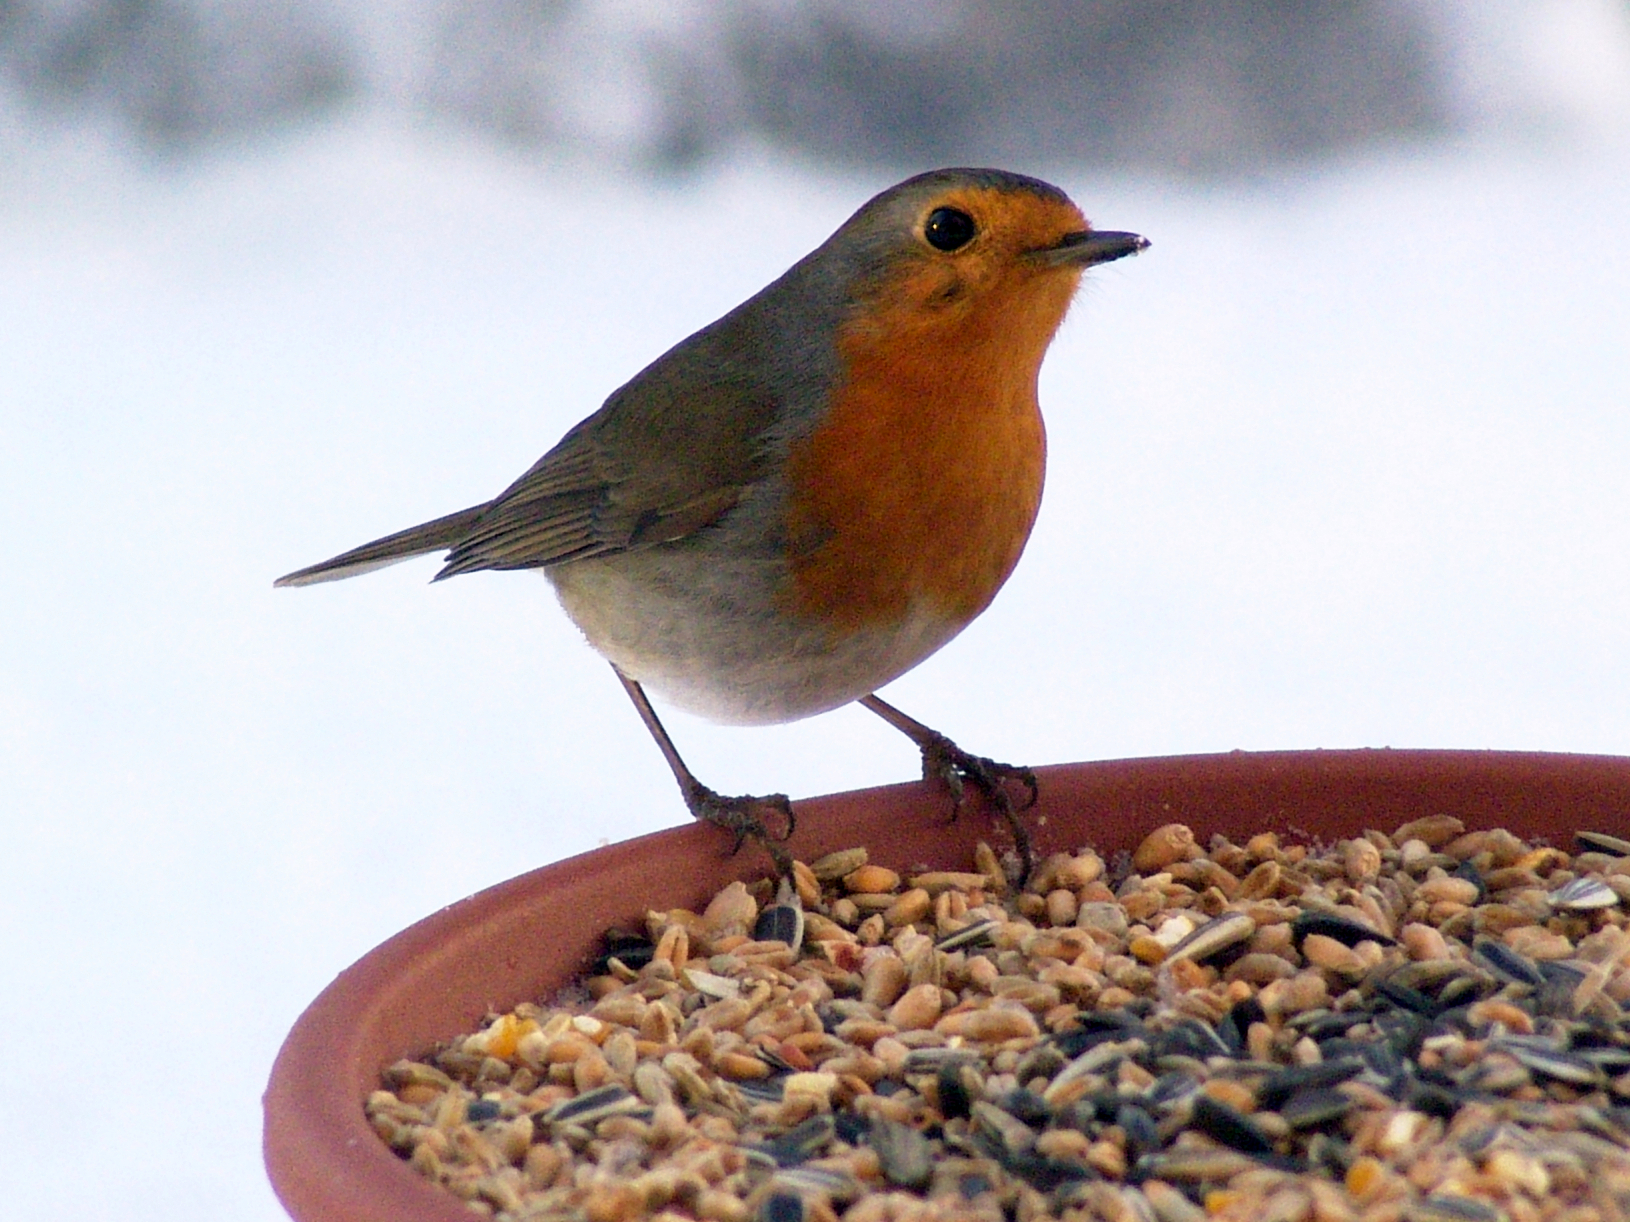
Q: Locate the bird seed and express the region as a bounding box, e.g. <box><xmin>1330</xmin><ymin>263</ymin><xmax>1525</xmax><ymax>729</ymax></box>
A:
<box><xmin>368</xmin><ymin>822</ymin><xmax>1630</xmax><ymax>1222</ymax></box>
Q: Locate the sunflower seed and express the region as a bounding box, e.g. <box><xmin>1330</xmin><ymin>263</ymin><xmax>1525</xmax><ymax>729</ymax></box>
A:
<box><xmin>1473</xmin><ymin>938</ymin><xmax>1546</xmax><ymax>987</ymax></box>
<box><xmin>1292</xmin><ymin>910</ymin><xmax>1395</xmax><ymax>947</ymax></box>
<box><xmin>594</xmin><ymin>930</ymin><xmax>655</xmax><ymax>974</ymax></box>
<box><xmin>683</xmin><ymin>969</ymin><xmax>742</xmax><ymax>999</ymax></box>
<box><xmin>755</xmin><ymin>1115</ymin><xmax>834</xmax><ymax>1166</ymax></box>
<box><xmin>543</xmin><ymin>1084</ymin><xmax>643</xmax><ymax>1127</ymax></box>
<box><xmin>1187</xmin><ymin>1095</ymin><xmax>1273</xmax><ymax>1154</ymax></box>
<box><xmin>1149</xmin><ymin>1017</ymin><xmax>1231</xmax><ymax>1060</ymax></box>
<box><xmin>758</xmin><ymin>1191</ymin><xmax>805</xmax><ymax>1222</ymax></box>
<box><xmin>754</xmin><ymin>899</ymin><xmax>805</xmax><ymax>950</ymax></box>
<box><xmin>1118</xmin><ymin>1102</ymin><xmax>1161</xmax><ymax>1158</ymax></box>
<box><xmin>1279</xmin><ymin>1088</ymin><xmax>1356</xmax><ymax>1130</ymax></box>
<box><xmin>1407</xmin><ymin>1195</ymin><xmax>1505</xmax><ymax>1222</ymax></box>
<box><xmin>935</xmin><ymin>918</ymin><xmax>998</xmax><ymax>951</ymax></box>
<box><xmin>770</xmin><ymin>1166</ymin><xmax>862</xmax><ymax>1203</ymax></box>
<box><xmin>1577</xmin><ymin>831</ymin><xmax>1630</xmax><ymax>856</ymax></box>
<box><xmin>972</xmin><ymin>1101</ymin><xmax>1036</xmax><ymax>1154</ymax></box>
<box><xmin>736</xmin><ymin>1075</ymin><xmax>789</xmax><ymax>1103</ymax></box>
<box><xmin>903</xmin><ymin>1047</ymin><xmax>980</xmax><ymax>1074</ymax></box>
<box><xmin>1164</xmin><ymin>911</ymin><xmax>1255</xmax><ymax>964</ymax></box>
<box><xmin>1135</xmin><ymin>1147</ymin><xmax>1259</xmax><ymax>1183</ymax></box>
<box><xmin>464</xmin><ymin>1098</ymin><xmax>502</xmax><ymax>1123</ymax></box>
<box><xmin>807</xmin><ymin>848</ymin><xmax>867</xmax><ymax>881</ymax></box>
<box><xmin>1050</xmin><ymin>1038</ymin><xmax>1145</xmax><ymax>1094</ymax></box>
<box><xmin>1257</xmin><ymin>1057</ymin><xmax>1366</xmax><ymax>1107</ymax></box>
<box><xmin>868</xmin><ymin>1118</ymin><xmax>933</xmax><ymax>1190</ymax></box>
<box><xmin>1054</xmin><ymin>1011</ymin><xmax>1147</xmax><ymax>1057</ymax></box>
<box><xmin>999</xmin><ymin>1147</ymin><xmax>1098</xmax><ymax>1191</ymax></box>
<box><xmin>938</xmin><ymin>1061</ymin><xmax>976</xmax><ymax>1120</ymax></box>
<box><xmin>1549</xmin><ymin>876</ymin><xmax>1621</xmax><ymax>910</ymax></box>
<box><xmin>1493</xmin><ymin>1037</ymin><xmax>1604</xmax><ymax>1086</ymax></box>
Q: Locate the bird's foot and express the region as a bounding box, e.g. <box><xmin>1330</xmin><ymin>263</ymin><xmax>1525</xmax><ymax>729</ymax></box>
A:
<box><xmin>917</xmin><ymin>733</ymin><xmax>1038</xmax><ymax>881</ymax></box>
<box><xmin>682</xmin><ymin>780</ymin><xmax>796</xmax><ymax>876</ymax></box>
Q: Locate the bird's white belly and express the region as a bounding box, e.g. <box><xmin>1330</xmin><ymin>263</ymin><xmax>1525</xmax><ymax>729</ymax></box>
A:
<box><xmin>547</xmin><ymin>547</ymin><xmax>967</xmax><ymax>726</ymax></box>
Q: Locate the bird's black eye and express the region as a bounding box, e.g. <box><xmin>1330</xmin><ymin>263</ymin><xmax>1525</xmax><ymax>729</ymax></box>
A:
<box><xmin>924</xmin><ymin>207</ymin><xmax>976</xmax><ymax>252</ymax></box>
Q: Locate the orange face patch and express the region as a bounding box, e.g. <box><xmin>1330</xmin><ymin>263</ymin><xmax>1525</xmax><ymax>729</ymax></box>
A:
<box><xmin>780</xmin><ymin>186</ymin><xmax>1089</xmax><ymax>631</ymax></box>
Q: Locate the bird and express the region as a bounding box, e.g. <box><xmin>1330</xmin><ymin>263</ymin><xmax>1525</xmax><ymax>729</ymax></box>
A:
<box><xmin>276</xmin><ymin>167</ymin><xmax>1147</xmax><ymax>873</ymax></box>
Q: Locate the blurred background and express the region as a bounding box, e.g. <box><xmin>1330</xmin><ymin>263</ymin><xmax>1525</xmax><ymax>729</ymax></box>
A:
<box><xmin>3</xmin><ymin>2</ymin><xmax>1629</xmax><ymax>1218</ymax></box>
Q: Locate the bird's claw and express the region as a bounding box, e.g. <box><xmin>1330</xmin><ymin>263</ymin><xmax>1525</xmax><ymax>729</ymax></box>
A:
<box><xmin>918</xmin><ymin>734</ymin><xmax>1038</xmax><ymax>880</ymax></box>
<box><xmin>683</xmin><ymin>781</ymin><xmax>796</xmax><ymax>875</ymax></box>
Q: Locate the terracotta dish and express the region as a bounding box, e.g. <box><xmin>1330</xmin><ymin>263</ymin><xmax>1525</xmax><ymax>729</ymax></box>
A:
<box><xmin>264</xmin><ymin>749</ymin><xmax>1630</xmax><ymax>1222</ymax></box>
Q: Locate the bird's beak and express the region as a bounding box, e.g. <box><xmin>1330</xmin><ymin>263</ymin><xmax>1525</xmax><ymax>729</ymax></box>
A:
<box><xmin>1034</xmin><ymin>229</ymin><xmax>1150</xmax><ymax>268</ymax></box>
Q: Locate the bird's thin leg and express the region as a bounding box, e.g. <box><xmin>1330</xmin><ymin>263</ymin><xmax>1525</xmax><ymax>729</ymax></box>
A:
<box><xmin>858</xmin><ymin>693</ymin><xmax>1037</xmax><ymax>878</ymax></box>
<box><xmin>614</xmin><ymin>666</ymin><xmax>794</xmax><ymax>873</ymax></box>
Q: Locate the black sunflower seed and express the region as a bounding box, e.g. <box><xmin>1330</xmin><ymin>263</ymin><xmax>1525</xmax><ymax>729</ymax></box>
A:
<box><xmin>736</xmin><ymin>1075</ymin><xmax>790</xmax><ymax>1104</ymax></box>
<box><xmin>1151</xmin><ymin>1017</ymin><xmax>1231</xmax><ymax>1060</ymax></box>
<box><xmin>958</xmin><ymin>1173</ymin><xmax>995</xmax><ymax>1199</ymax></box>
<box><xmin>1578</xmin><ymin>831</ymin><xmax>1630</xmax><ymax>856</ymax></box>
<box><xmin>1495</xmin><ymin>1037</ymin><xmax>1604</xmax><ymax>1086</ymax></box>
<box><xmin>595</xmin><ymin>929</ymin><xmax>655</xmax><ymax>973</ymax></box>
<box><xmin>1165</xmin><ymin>911</ymin><xmax>1255</xmax><ymax>965</ymax></box>
<box><xmin>758</xmin><ymin>1191</ymin><xmax>805</xmax><ymax>1222</ymax></box>
<box><xmin>772</xmin><ymin>1167</ymin><xmax>861</xmax><ymax>1204</ymax></box>
<box><xmin>544</xmin><ymin>1084</ymin><xmax>644</xmax><ymax>1126</ymax></box>
<box><xmin>1294</xmin><ymin>1009</ymin><xmax>1367</xmax><ymax>1041</ymax></box>
<box><xmin>1362</xmin><ymin>1039</ymin><xmax>1409</xmax><ymax>1085</ymax></box>
<box><xmin>1014</xmin><ymin>1044</ymin><xmax>1067</xmax><ymax>1085</ymax></box>
<box><xmin>1409</xmin><ymin>1194</ymin><xmax>1502</xmax><ymax>1222</ymax></box>
<box><xmin>903</xmin><ymin>1047</ymin><xmax>978</xmax><ymax>1074</ymax></box>
<box><xmin>1001</xmin><ymin>1088</ymin><xmax>1052</xmax><ymax>1128</ymax></box>
<box><xmin>1436</xmin><ymin>975</ymin><xmax>1489</xmax><ymax>1009</ymax></box>
<box><xmin>1404</xmin><ymin>1080</ymin><xmax>1466</xmax><ymax>1120</ymax></box>
<box><xmin>833</xmin><ymin>1112</ymin><xmax>871</xmax><ymax>1145</ymax></box>
<box><xmin>1117</xmin><ymin>1102</ymin><xmax>1160</xmax><ymax>1159</ymax></box>
<box><xmin>1374</xmin><ymin>976</ymin><xmax>1443</xmax><ymax>1017</ymax></box>
<box><xmin>937</xmin><ymin>1061</ymin><xmax>973</xmax><ymax>1120</ymax></box>
<box><xmin>756</xmin><ymin>1046</ymin><xmax>800</xmax><ymax>1074</ymax></box>
<box><xmin>1054</xmin><ymin>1011</ymin><xmax>1146</xmax><ymax>1057</ymax></box>
<box><xmin>1147</xmin><ymin>1070</ymin><xmax>1203</xmax><ymax>1109</ymax></box>
<box><xmin>1472</xmin><ymin>938</ymin><xmax>1545</xmax><ymax>987</ymax></box>
<box><xmin>1537</xmin><ymin>961</ymin><xmax>1590</xmax><ymax>1018</ymax></box>
<box><xmin>935</xmin><ymin>918</ymin><xmax>998</xmax><ymax>951</ymax></box>
<box><xmin>1293</xmin><ymin>911</ymin><xmax>1396</xmax><ymax>948</ymax></box>
<box><xmin>1280</xmin><ymin>1088</ymin><xmax>1354</xmax><ymax>1130</ymax></box>
<box><xmin>1220</xmin><ymin>996</ymin><xmax>1268</xmax><ymax>1055</ymax></box>
<box><xmin>1457</xmin><ymin>1054</ymin><xmax>1532</xmax><ymax>1094</ymax></box>
<box><xmin>1257</xmin><ymin>1057</ymin><xmax>1366</xmax><ymax>1108</ymax></box>
<box><xmin>1452</xmin><ymin>860</ymin><xmax>1488</xmax><ymax>903</ymax></box>
<box><xmin>867</xmin><ymin>1118</ymin><xmax>932</xmax><ymax>1190</ymax></box>
<box><xmin>758</xmin><ymin>1115</ymin><xmax>834</xmax><ymax>1166</ymax></box>
<box><xmin>754</xmin><ymin>902</ymin><xmax>804</xmax><ymax>949</ymax></box>
<box><xmin>464</xmin><ymin>1098</ymin><xmax>502</xmax><ymax>1123</ymax></box>
<box><xmin>1000</xmin><ymin>1148</ymin><xmax>1098</xmax><ymax>1191</ymax></box>
<box><xmin>1376</xmin><ymin>1009</ymin><xmax>1429</xmax><ymax>1058</ymax></box>
<box><xmin>1580</xmin><ymin>1045</ymin><xmax>1630</xmax><ymax>1072</ymax></box>
<box><xmin>1133</xmin><ymin>1147</ymin><xmax>1260</xmax><ymax>1183</ymax></box>
<box><xmin>1189</xmin><ymin>1095</ymin><xmax>1273</xmax><ymax>1155</ymax></box>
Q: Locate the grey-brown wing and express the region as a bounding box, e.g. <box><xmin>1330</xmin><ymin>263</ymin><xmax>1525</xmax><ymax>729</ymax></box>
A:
<box><xmin>271</xmin><ymin>437</ymin><xmax>618</xmax><ymax>588</ymax></box>
<box><xmin>433</xmin><ymin>360</ymin><xmax>783</xmax><ymax>580</ymax></box>
<box><xmin>277</xmin><ymin>302</ymin><xmax>791</xmax><ymax>588</ymax></box>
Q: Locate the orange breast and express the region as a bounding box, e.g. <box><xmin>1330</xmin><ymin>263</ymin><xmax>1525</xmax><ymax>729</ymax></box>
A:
<box><xmin>780</xmin><ymin>261</ymin><xmax>1078</xmax><ymax>631</ymax></box>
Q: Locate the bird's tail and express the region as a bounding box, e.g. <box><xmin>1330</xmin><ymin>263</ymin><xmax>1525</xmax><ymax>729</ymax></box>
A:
<box><xmin>274</xmin><ymin>504</ymin><xmax>492</xmax><ymax>587</ymax></box>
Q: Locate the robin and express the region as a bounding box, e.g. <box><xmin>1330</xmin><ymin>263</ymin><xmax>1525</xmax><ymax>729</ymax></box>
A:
<box><xmin>277</xmin><ymin>167</ymin><xmax>1146</xmax><ymax>872</ymax></box>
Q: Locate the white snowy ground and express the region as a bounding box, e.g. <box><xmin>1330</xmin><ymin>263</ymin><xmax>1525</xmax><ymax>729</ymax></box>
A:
<box><xmin>2</xmin><ymin>116</ymin><xmax>1629</xmax><ymax>1219</ymax></box>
